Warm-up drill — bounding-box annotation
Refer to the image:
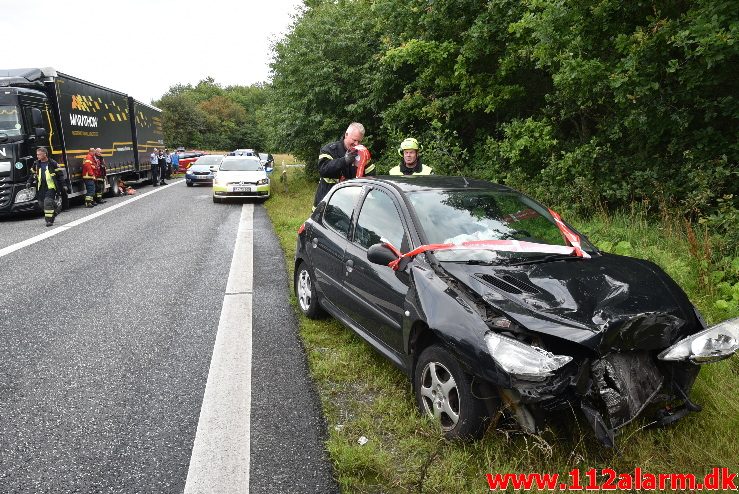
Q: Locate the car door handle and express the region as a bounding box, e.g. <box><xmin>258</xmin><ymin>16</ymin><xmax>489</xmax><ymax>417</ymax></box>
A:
<box><xmin>345</xmin><ymin>259</ymin><xmax>354</xmax><ymax>274</ymax></box>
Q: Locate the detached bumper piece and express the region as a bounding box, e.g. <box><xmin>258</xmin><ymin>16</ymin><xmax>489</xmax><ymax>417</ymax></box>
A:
<box><xmin>581</xmin><ymin>351</ymin><xmax>699</xmax><ymax>447</ymax></box>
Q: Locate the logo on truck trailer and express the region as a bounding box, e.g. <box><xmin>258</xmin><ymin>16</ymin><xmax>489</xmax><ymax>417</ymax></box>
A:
<box><xmin>69</xmin><ymin>114</ymin><xmax>99</xmax><ymax>128</ymax></box>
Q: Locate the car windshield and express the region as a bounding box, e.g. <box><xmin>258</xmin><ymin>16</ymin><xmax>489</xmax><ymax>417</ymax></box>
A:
<box><xmin>194</xmin><ymin>155</ymin><xmax>222</xmax><ymax>165</ymax></box>
<box><xmin>220</xmin><ymin>159</ymin><xmax>262</xmax><ymax>171</ymax></box>
<box><xmin>407</xmin><ymin>189</ymin><xmax>593</xmax><ymax>262</ymax></box>
<box><xmin>0</xmin><ymin>106</ymin><xmax>23</xmax><ymax>136</ymax></box>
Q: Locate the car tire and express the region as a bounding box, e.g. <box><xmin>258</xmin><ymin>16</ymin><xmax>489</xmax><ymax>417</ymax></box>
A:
<box><xmin>415</xmin><ymin>345</ymin><xmax>489</xmax><ymax>440</ymax></box>
<box><xmin>212</xmin><ymin>196</ymin><xmax>221</xmax><ymax>203</ymax></box>
<box><xmin>294</xmin><ymin>262</ymin><xmax>323</xmax><ymax>319</ymax></box>
<box><xmin>186</xmin><ymin>181</ymin><xmax>193</xmax><ymax>187</ymax></box>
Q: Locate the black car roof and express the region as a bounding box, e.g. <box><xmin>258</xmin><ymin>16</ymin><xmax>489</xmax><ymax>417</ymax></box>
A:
<box><xmin>351</xmin><ymin>175</ymin><xmax>514</xmax><ymax>193</ymax></box>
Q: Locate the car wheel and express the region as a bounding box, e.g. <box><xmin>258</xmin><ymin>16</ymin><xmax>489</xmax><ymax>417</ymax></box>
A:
<box><xmin>186</xmin><ymin>181</ymin><xmax>193</xmax><ymax>187</ymax></box>
<box><xmin>294</xmin><ymin>262</ymin><xmax>322</xmax><ymax>319</ymax></box>
<box><xmin>415</xmin><ymin>345</ymin><xmax>488</xmax><ymax>440</ymax></box>
<box><xmin>212</xmin><ymin>196</ymin><xmax>221</xmax><ymax>203</ymax></box>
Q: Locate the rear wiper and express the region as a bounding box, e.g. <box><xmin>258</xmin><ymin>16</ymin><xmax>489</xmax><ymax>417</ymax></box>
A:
<box><xmin>508</xmin><ymin>254</ymin><xmax>584</xmax><ymax>266</ymax></box>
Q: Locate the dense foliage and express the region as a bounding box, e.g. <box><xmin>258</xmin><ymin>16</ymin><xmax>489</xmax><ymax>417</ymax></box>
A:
<box><xmin>156</xmin><ymin>0</ymin><xmax>737</xmax><ymax>237</ymax></box>
<box><xmin>267</xmin><ymin>0</ymin><xmax>737</xmax><ymax>218</ymax></box>
<box><xmin>153</xmin><ymin>77</ymin><xmax>268</xmax><ymax>152</ymax></box>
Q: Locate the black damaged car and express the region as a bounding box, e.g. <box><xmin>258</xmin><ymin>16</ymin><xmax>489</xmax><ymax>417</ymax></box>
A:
<box><xmin>294</xmin><ymin>176</ymin><xmax>738</xmax><ymax>445</ymax></box>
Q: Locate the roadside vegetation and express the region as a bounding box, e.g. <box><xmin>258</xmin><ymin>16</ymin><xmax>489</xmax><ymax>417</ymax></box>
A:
<box><xmin>265</xmin><ymin>166</ymin><xmax>738</xmax><ymax>493</ymax></box>
<box><xmin>156</xmin><ymin>2</ymin><xmax>738</xmax><ymax>486</ymax></box>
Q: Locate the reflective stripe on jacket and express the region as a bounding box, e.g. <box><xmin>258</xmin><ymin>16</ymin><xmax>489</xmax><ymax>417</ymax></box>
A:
<box><xmin>32</xmin><ymin>158</ymin><xmax>64</xmax><ymax>190</ymax></box>
<box><xmin>389</xmin><ymin>160</ymin><xmax>433</xmax><ymax>176</ymax></box>
<box><xmin>82</xmin><ymin>154</ymin><xmax>96</xmax><ymax>180</ymax></box>
<box><xmin>313</xmin><ymin>140</ymin><xmax>375</xmax><ymax>206</ymax></box>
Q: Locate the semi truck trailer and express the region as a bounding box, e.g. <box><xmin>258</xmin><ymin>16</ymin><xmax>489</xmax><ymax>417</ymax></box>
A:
<box><xmin>0</xmin><ymin>67</ymin><xmax>164</xmax><ymax>215</ymax></box>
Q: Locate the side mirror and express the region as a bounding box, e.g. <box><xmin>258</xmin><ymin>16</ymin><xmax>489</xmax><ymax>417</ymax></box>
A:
<box><xmin>31</xmin><ymin>107</ymin><xmax>43</xmax><ymax>127</ymax></box>
<box><xmin>367</xmin><ymin>243</ymin><xmax>400</xmax><ymax>266</ymax></box>
<box><xmin>35</xmin><ymin>127</ymin><xmax>47</xmax><ymax>139</ymax></box>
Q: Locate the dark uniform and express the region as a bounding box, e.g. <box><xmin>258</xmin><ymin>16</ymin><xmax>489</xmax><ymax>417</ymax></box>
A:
<box><xmin>28</xmin><ymin>157</ymin><xmax>64</xmax><ymax>226</ymax></box>
<box><xmin>313</xmin><ymin>140</ymin><xmax>375</xmax><ymax>206</ymax></box>
<box><xmin>94</xmin><ymin>154</ymin><xmax>107</xmax><ymax>204</ymax></box>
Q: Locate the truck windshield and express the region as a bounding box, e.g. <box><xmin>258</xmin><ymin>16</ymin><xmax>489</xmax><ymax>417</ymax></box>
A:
<box><xmin>0</xmin><ymin>106</ymin><xmax>23</xmax><ymax>136</ymax></box>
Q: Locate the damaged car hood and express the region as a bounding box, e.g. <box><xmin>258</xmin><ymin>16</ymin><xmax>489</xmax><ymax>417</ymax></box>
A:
<box><xmin>439</xmin><ymin>253</ymin><xmax>700</xmax><ymax>353</ymax></box>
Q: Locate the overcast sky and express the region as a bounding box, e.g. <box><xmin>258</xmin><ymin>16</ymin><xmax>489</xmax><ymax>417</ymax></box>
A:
<box><xmin>3</xmin><ymin>0</ymin><xmax>303</xmax><ymax>104</ymax></box>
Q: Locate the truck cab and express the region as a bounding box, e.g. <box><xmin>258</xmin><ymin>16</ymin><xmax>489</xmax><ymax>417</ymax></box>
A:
<box><xmin>0</xmin><ymin>85</ymin><xmax>58</xmax><ymax>214</ymax></box>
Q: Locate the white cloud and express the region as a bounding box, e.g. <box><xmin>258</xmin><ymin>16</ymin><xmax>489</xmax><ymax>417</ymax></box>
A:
<box><xmin>3</xmin><ymin>0</ymin><xmax>302</xmax><ymax>103</ymax></box>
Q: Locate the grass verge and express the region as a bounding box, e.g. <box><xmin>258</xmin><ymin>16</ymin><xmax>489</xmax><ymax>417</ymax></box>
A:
<box><xmin>264</xmin><ymin>167</ymin><xmax>739</xmax><ymax>493</ymax></box>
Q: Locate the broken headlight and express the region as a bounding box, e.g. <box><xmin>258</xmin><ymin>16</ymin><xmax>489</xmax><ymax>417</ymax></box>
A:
<box><xmin>484</xmin><ymin>332</ymin><xmax>572</xmax><ymax>380</ymax></box>
<box><xmin>658</xmin><ymin>317</ymin><xmax>739</xmax><ymax>364</ymax></box>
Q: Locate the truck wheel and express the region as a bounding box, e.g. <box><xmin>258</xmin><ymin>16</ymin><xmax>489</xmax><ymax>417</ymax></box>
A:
<box><xmin>109</xmin><ymin>177</ymin><xmax>120</xmax><ymax>196</ymax></box>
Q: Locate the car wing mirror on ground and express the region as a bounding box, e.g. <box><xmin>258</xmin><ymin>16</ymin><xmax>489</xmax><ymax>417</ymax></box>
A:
<box><xmin>367</xmin><ymin>243</ymin><xmax>400</xmax><ymax>266</ymax></box>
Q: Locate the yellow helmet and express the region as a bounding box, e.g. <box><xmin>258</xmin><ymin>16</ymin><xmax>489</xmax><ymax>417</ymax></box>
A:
<box><xmin>397</xmin><ymin>137</ymin><xmax>420</xmax><ymax>156</ymax></box>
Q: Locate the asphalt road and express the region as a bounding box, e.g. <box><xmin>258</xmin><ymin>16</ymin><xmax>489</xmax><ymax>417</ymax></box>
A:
<box><xmin>0</xmin><ymin>181</ymin><xmax>337</xmax><ymax>493</ymax></box>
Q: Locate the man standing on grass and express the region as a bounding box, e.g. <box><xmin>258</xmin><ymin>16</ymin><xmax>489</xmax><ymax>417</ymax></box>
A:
<box><xmin>313</xmin><ymin>122</ymin><xmax>374</xmax><ymax>207</ymax></box>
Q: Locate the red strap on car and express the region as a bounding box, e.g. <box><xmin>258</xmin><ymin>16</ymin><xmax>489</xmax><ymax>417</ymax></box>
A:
<box><xmin>385</xmin><ymin>239</ymin><xmax>587</xmax><ymax>271</ymax></box>
<box><xmin>547</xmin><ymin>209</ymin><xmax>590</xmax><ymax>258</ymax></box>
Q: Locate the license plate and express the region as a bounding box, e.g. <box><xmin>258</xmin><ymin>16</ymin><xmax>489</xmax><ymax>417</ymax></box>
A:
<box><xmin>231</xmin><ymin>186</ymin><xmax>252</xmax><ymax>192</ymax></box>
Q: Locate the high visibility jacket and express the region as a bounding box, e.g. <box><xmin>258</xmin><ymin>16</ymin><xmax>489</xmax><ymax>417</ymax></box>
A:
<box><xmin>313</xmin><ymin>139</ymin><xmax>375</xmax><ymax>206</ymax></box>
<box><xmin>82</xmin><ymin>153</ymin><xmax>96</xmax><ymax>180</ymax></box>
<box><xmin>29</xmin><ymin>158</ymin><xmax>64</xmax><ymax>190</ymax></box>
<box><xmin>389</xmin><ymin>158</ymin><xmax>433</xmax><ymax>176</ymax></box>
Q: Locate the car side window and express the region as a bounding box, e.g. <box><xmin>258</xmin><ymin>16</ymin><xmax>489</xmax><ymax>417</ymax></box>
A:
<box><xmin>354</xmin><ymin>189</ymin><xmax>405</xmax><ymax>249</ymax></box>
<box><xmin>323</xmin><ymin>186</ymin><xmax>362</xmax><ymax>237</ymax></box>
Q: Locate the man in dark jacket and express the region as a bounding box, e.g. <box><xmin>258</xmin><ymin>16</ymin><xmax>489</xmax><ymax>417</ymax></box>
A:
<box><xmin>313</xmin><ymin>122</ymin><xmax>375</xmax><ymax>207</ymax></box>
<box><xmin>27</xmin><ymin>147</ymin><xmax>66</xmax><ymax>226</ymax></box>
<box><xmin>94</xmin><ymin>147</ymin><xmax>107</xmax><ymax>204</ymax></box>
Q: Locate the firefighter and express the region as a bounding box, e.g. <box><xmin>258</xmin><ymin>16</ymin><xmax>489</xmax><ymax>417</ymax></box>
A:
<box><xmin>313</xmin><ymin>122</ymin><xmax>375</xmax><ymax>207</ymax></box>
<box><xmin>389</xmin><ymin>138</ymin><xmax>433</xmax><ymax>176</ymax></box>
<box><xmin>94</xmin><ymin>147</ymin><xmax>107</xmax><ymax>204</ymax></box>
<box><xmin>82</xmin><ymin>149</ymin><xmax>97</xmax><ymax>208</ymax></box>
<box><xmin>27</xmin><ymin>147</ymin><xmax>66</xmax><ymax>226</ymax></box>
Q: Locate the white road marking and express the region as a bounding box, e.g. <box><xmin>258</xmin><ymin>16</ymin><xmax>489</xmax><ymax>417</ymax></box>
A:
<box><xmin>0</xmin><ymin>180</ymin><xmax>183</xmax><ymax>259</ymax></box>
<box><xmin>185</xmin><ymin>203</ymin><xmax>254</xmax><ymax>493</ymax></box>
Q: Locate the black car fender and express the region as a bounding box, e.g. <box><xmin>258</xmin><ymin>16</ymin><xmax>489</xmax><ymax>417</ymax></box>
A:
<box><xmin>407</xmin><ymin>264</ymin><xmax>513</xmax><ymax>388</ymax></box>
